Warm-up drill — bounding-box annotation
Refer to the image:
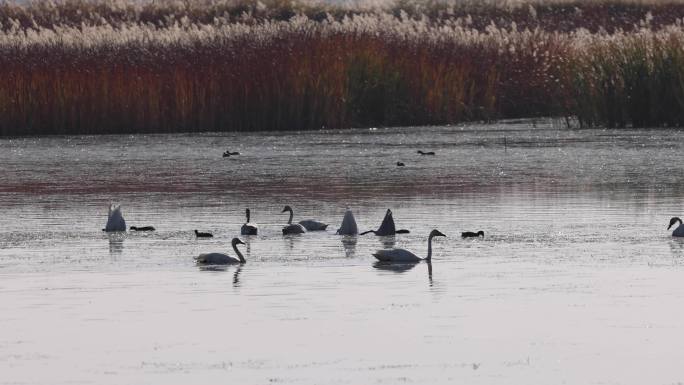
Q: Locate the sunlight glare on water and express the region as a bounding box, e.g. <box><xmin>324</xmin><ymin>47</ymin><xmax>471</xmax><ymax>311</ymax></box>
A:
<box><xmin>1</xmin><ymin>121</ymin><xmax>684</xmax><ymax>384</ymax></box>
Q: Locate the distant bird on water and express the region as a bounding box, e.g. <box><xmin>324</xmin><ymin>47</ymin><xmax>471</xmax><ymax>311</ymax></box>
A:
<box><xmin>417</xmin><ymin>150</ymin><xmax>435</xmax><ymax>155</ymax></box>
<box><xmin>195</xmin><ymin>230</ymin><xmax>214</xmax><ymax>238</ymax></box>
<box><xmin>130</xmin><ymin>226</ymin><xmax>155</xmax><ymax>231</ymax></box>
<box><xmin>462</xmin><ymin>231</ymin><xmax>484</xmax><ymax>238</ymax></box>
<box><xmin>195</xmin><ymin>238</ymin><xmax>246</xmax><ymax>265</ymax></box>
<box><xmin>373</xmin><ymin>229</ymin><xmax>446</xmax><ymax>263</ymax></box>
<box><xmin>103</xmin><ymin>204</ymin><xmax>126</xmax><ymax>232</ymax></box>
<box><xmin>241</xmin><ymin>208</ymin><xmax>258</xmax><ymax>235</ymax></box>
<box><xmin>396</xmin><ymin>162</ymin><xmax>405</xmax><ymax>167</ymax></box>
<box><xmin>222</xmin><ymin>151</ymin><xmax>240</xmax><ymax>157</ymax></box>
<box><xmin>668</xmin><ymin>217</ymin><xmax>684</xmax><ymax>237</ymax></box>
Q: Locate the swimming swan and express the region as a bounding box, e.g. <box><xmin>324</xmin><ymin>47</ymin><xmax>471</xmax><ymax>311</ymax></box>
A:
<box><xmin>195</xmin><ymin>230</ymin><xmax>214</xmax><ymax>238</ymax></box>
<box><xmin>282</xmin><ymin>206</ymin><xmax>306</xmax><ymax>234</ymax></box>
<box><xmin>336</xmin><ymin>208</ymin><xmax>358</xmax><ymax>235</ymax></box>
<box><xmin>104</xmin><ymin>204</ymin><xmax>126</xmax><ymax>232</ymax></box>
<box><xmin>195</xmin><ymin>238</ymin><xmax>246</xmax><ymax>264</ymax></box>
<box><xmin>668</xmin><ymin>217</ymin><xmax>684</xmax><ymax>237</ymax></box>
<box><xmin>360</xmin><ymin>209</ymin><xmax>410</xmax><ymax>235</ymax></box>
<box><xmin>282</xmin><ymin>205</ymin><xmax>327</xmax><ymax>232</ymax></box>
<box><xmin>130</xmin><ymin>226</ymin><xmax>155</xmax><ymax>231</ymax></box>
<box><xmin>462</xmin><ymin>231</ymin><xmax>484</xmax><ymax>238</ymax></box>
<box><xmin>241</xmin><ymin>208</ymin><xmax>258</xmax><ymax>235</ymax></box>
<box><xmin>373</xmin><ymin>229</ymin><xmax>446</xmax><ymax>263</ymax></box>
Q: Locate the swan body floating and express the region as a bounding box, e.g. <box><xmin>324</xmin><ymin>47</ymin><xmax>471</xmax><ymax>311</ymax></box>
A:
<box><xmin>361</xmin><ymin>209</ymin><xmax>410</xmax><ymax>235</ymax></box>
<box><xmin>336</xmin><ymin>208</ymin><xmax>358</xmax><ymax>235</ymax></box>
<box><xmin>668</xmin><ymin>217</ymin><xmax>684</xmax><ymax>237</ymax></box>
<box><xmin>417</xmin><ymin>150</ymin><xmax>435</xmax><ymax>155</ymax></box>
<box><xmin>462</xmin><ymin>231</ymin><xmax>484</xmax><ymax>238</ymax></box>
<box><xmin>222</xmin><ymin>151</ymin><xmax>240</xmax><ymax>157</ymax></box>
<box><xmin>195</xmin><ymin>238</ymin><xmax>246</xmax><ymax>264</ymax></box>
<box><xmin>241</xmin><ymin>208</ymin><xmax>258</xmax><ymax>235</ymax></box>
<box><xmin>282</xmin><ymin>205</ymin><xmax>327</xmax><ymax>232</ymax></box>
<box><xmin>373</xmin><ymin>229</ymin><xmax>446</xmax><ymax>263</ymax></box>
<box><xmin>104</xmin><ymin>204</ymin><xmax>126</xmax><ymax>232</ymax></box>
<box><xmin>195</xmin><ymin>230</ymin><xmax>214</xmax><ymax>238</ymax></box>
<box><xmin>281</xmin><ymin>205</ymin><xmax>306</xmax><ymax>234</ymax></box>
<box><xmin>396</xmin><ymin>162</ymin><xmax>405</xmax><ymax>167</ymax></box>
<box><xmin>130</xmin><ymin>226</ymin><xmax>155</xmax><ymax>231</ymax></box>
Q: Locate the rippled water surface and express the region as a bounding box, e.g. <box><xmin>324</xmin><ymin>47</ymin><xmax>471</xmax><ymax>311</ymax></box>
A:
<box><xmin>2</xmin><ymin>121</ymin><xmax>684</xmax><ymax>384</ymax></box>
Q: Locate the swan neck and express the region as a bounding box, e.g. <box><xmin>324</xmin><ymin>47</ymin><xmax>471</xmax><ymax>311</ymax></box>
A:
<box><xmin>288</xmin><ymin>209</ymin><xmax>293</xmax><ymax>225</ymax></box>
<box><xmin>232</xmin><ymin>241</ymin><xmax>246</xmax><ymax>263</ymax></box>
<box><xmin>246</xmin><ymin>210</ymin><xmax>250</xmax><ymax>223</ymax></box>
<box><xmin>426</xmin><ymin>235</ymin><xmax>433</xmax><ymax>261</ymax></box>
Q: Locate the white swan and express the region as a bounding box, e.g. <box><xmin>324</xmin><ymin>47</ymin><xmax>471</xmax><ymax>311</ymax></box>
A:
<box><xmin>282</xmin><ymin>205</ymin><xmax>327</xmax><ymax>232</ymax></box>
<box><xmin>360</xmin><ymin>209</ymin><xmax>409</xmax><ymax>235</ymax></box>
<box><xmin>282</xmin><ymin>205</ymin><xmax>306</xmax><ymax>235</ymax></box>
<box><xmin>195</xmin><ymin>238</ymin><xmax>246</xmax><ymax>264</ymax></box>
<box><xmin>668</xmin><ymin>217</ymin><xmax>684</xmax><ymax>237</ymax></box>
<box><xmin>104</xmin><ymin>204</ymin><xmax>126</xmax><ymax>232</ymax></box>
<box><xmin>336</xmin><ymin>208</ymin><xmax>358</xmax><ymax>235</ymax></box>
<box><xmin>241</xmin><ymin>208</ymin><xmax>258</xmax><ymax>235</ymax></box>
<box><xmin>373</xmin><ymin>229</ymin><xmax>445</xmax><ymax>263</ymax></box>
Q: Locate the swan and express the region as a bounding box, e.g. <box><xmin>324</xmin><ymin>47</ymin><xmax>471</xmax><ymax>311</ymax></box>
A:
<box><xmin>336</xmin><ymin>208</ymin><xmax>358</xmax><ymax>235</ymax></box>
<box><xmin>130</xmin><ymin>226</ymin><xmax>155</xmax><ymax>231</ymax></box>
<box><xmin>396</xmin><ymin>162</ymin><xmax>405</xmax><ymax>167</ymax></box>
<box><xmin>373</xmin><ymin>229</ymin><xmax>446</xmax><ymax>263</ymax></box>
<box><xmin>104</xmin><ymin>204</ymin><xmax>126</xmax><ymax>232</ymax></box>
<box><xmin>195</xmin><ymin>238</ymin><xmax>246</xmax><ymax>264</ymax></box>
<box><xmin>360</xmin><ymin>209</ymin><xmax>410</xmax><ymax>235</ymax></box>
<box><xmin>462</xmin><ymin>231</ymin><xmax>484</xmax><ymax>238</ymax></box>
<box><xmin>195</xmin><ymin>230</ymin><xmax>214</xmax><ymax>238</ymax></box>
<box><xmin>241</xmin><ymin>208</ymin><xmax>258</xmax><ymax>235</ymax></box>
<box><xmin>417</xmin><ymin>150</ymin><xmax>436</xmax><ymax>155</ymax></box>
<box><xmin>282</xmin><ymin>205</ymin><xmax>327</xmax><ymax>231</ymax></box>
<box><xmin>668</xmin><ymin>217</ymin><xmax>684</xmax><ymax>237</ymax></box>
<box><xmin>282</xmin><ymin>206</ymin><xmax>306</xmax><ymax>234</ymax></box>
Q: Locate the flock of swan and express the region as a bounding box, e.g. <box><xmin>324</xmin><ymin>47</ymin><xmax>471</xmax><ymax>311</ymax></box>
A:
<box><xmin>104</xmin><ymin>204</ymin><xmax>684</xmax><ymax>266</ymax></box>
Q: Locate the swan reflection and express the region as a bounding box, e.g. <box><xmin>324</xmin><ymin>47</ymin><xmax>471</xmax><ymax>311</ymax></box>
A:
<box><xmin>197</xmin><ymin>265</ymin><xmax>243</xmax><ymax>287</ymax></box>
<box><xmin>108</xmin><ymin>235</ymin><xmax>124</xmax><ymax>254</ymax></box>
<box><xmin>340</xmin><ymin>235</ymin><xmax>357</xmax><ymax>258</ymax></box>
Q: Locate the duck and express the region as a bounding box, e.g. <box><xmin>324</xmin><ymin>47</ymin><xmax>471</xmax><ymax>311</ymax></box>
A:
<box><xmin>130</xmin><ymin>226</ymin><xmax>155</xmax><ymax>231</ymax></box>
<box><xmin>103</xmin><ymin>204</ymin><xmax>126</xmax><ymax>232</ymax></box>
<box><xmin>282</xmin><ymin>205</ymin><xmax>327</xmax><ymax>231</ymax></box>
<box><xmin>194</xmin><ymin>230</ymin><xmax>214</xmax><ymax>238</ymax></box>
<box><xmin>360</xmin><ymin>209</ymin><xmax>410</xmax><ymax>235</ymax></box>
<box><xmin>336</xmin><ymin>208</ymin><xmax>358</xmax><ymax>235</ymax></box>
<box><xmin>281</xmin><ymin>206</ymin><xmax>306</xmax><ymax>235</ymax></box>
<box><xmin>668</xmin><ymin>217</ymin><xmax>684</xmax><ymax>237</ymax></box>
<box><xmin>195</xmin><ymin>238</ymin><xmax>246</xmax><ymax>264</ymax></box>
<box><xmin>240</xmin><ymin>208</ymin><xmax>258</xmax><ymax>235</ymax></box>
<box><xmin>373</xmin><ymin>229</ymin><xmax>446</xmax><ymax>263</ymax></box>
<box><xmin>222</xmin><ymin>151</ymin><xmax>240</xmax><ymax>157</ymax></box>
<box><xmin>462</xmin><ymin>230</ymin><xmax>484</xmax><ymax>238</ymax></box>
<box><xmin>396</xmin><ymin>162</ymin><xmax>405</xmax><ymax>167</ymax></box>
<box><xmin>417</xmin><ymin>150</ymin><xmax>436</xmax><ymax>155</ymax></box>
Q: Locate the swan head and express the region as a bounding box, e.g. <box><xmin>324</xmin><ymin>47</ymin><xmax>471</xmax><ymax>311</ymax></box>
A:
<box><xmin>129</xmin><ymin>226</ymin><xmax>137</xmax><ymax>230</ymax></box>
<box><xmin>429</xmin><ymin>229</ymin><xmax>446</xmax><ymax>238</ymax></box>
<box><xmin>281</xmin><ymin>205</ymin><xmax>293</xmax><ymax>213</ymax></box>
<box><xmin>668</xmin><ymin>217</ymin><xmax>682</xmax><ymax>230</ymax></box>
<box><xmin>477</xmin><ymin>230</ymin><xmax>484</xmax><ymax>237</ymax></box>
<box><xmin>232</xmin><ymin>238</ymin><xmax>245</xmax><ymax>246</ymax></box>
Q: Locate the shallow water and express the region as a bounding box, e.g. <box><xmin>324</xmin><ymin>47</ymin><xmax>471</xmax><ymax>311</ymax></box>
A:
<box><xmin>1</xmin><ymin>121</ymin><xmax>684</xmax><ymax>384</ymax></box>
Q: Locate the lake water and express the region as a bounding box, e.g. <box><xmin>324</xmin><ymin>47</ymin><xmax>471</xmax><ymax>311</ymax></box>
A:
<box><xmin>1</xmin><ymin>121</ymin><xmax>684</xmax><ymax>384</ymax></box>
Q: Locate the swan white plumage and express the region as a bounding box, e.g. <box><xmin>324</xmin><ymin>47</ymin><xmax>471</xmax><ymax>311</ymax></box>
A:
<box><xmin>241</xmin><ymin>208</ymin><xmax>258</xmax><ymax>235</ymax></box>
<box><xmin>668</xmin><ymin>217</ymin><xmax>684</xmax><ymax>237</ymax></box>
<box><xmin>373</xmin><ymin>229</ymin><xmax>445</xmax><ymax>262</ymax></box>
<box><xmin>195</xmin><ymin>238</ymin><xmax>246</xmax><ymax>264</ymax></box>
<box><xmin>282</xmin><ymin>205</ymin><xmax>328</xmax><ymax>232</ymax></box>
<box><xmin>282</xmin><ymin>205</ymin><xmax>306</xmax><ymax>234</ymax></box>
<box><xmin>336</xmin><ymin>208</ymin><xmax>358</xmax><ymax>235</ymax></box>
<box><xmin>104</xmin><ymin>204</ymin><xmax>126</xmax><ymax>232</ymax></box>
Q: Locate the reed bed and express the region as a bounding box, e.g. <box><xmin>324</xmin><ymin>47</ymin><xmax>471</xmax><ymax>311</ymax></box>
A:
<box><xmin>1</xmin><ymin>0</ymin><xmax>684</xmax><ymax>135</ymax></box>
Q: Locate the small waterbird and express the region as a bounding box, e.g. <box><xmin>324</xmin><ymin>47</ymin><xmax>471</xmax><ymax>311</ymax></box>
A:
<box><xmin>360</xmin><ymin>209</ymin><xmax>410</xmax><ymax>235</ymax></box>
<box><xmin>396</xmin><ymin>162</ymin><xmax>405</xmax><ymax>167</ymax></box>
<box><xmin>462</xmin><ymin>231</ymin><xmax>484</xmax><ymax>238</ymax></box>
<box><xmin>373</xmin><ymin>229</ymin><xmax>446</xmax><ymax>263</ymax></box>
<box><xmin>668</xmin><ymin>217</ymin><xmax>684</xmax><ymax>237</ymax></box>
<box><xmin>103</xmin><ymin>204</ymin><xmax>126</xmax><ymax>232</ymax></box>
<box><xmin>195</xmin><ymin>238</ymin><xmax>246</xmax><ymax>264</ymax></box>
<box><xmin>222</xmin><ymin>151</ymin><xmax>240</xmax><ymax>157</ymax></box>
<box><xmin>241</xmin><ymin>208</ymin><xmax>258</xmax><ymax>235</ymax></box>
<box><xmin>194</xmin><ymin>230</ymin><xmax>214</xmax><ymax>238</ymax></box>
<box><xmin>417</xmin><ymin>150</ymin><xmax>436</xmax><ymax>155</ymax></box>
<box><xmin>282</xmin><ymin>205</ymin><xmax>327</xmax><ymax>232</ymax></box>
<box><xmin>130</xmin><ymin>226</ymin><xmax>155</xmax><ymax>231</ymax></box>
<box><xmin>336</xmin><ymin>208</ymin><xmax>358</xmax><ymax>235</ymax></box>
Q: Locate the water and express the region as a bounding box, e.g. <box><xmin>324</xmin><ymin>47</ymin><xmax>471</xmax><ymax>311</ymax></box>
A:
<box><xmin>1</xmin><ymin>121</ymin><xmax>684</xmax><ymax>384</ymax></box>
